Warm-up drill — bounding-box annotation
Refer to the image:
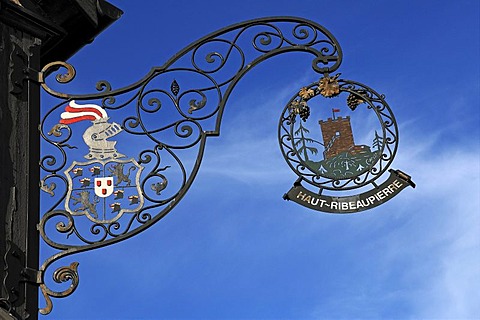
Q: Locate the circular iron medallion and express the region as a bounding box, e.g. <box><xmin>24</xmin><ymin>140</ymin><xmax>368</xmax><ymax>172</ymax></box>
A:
<box><xmin>280</xmin><ymin>75</ymin><xmax>414</xmax><ymax>213</ymax></box>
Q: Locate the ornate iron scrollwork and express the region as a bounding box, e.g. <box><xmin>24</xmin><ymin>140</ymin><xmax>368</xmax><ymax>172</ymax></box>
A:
<box><xmin>37</xmin><ymin>17</ymin><xmax>343</xmax><ymax>314</ymax></box>
<box><xmin>280</xmin><ymin>75</ymin><xmax>414</xmax><ymax>213</ymax></box>
<box><xmin>279</xmin><ymin>76</ymin><xmax>399</xmax><ymax>191</ymax></box>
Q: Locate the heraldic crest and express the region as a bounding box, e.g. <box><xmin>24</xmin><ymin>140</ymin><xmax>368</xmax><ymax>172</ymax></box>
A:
<box><xmin>59</xmin><ymin>101</ymin><xmax>144</xmax><ymax>223</ymax></box>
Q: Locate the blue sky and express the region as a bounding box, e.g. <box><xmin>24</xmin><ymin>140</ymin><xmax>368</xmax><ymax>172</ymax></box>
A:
<box><xmin>39</xmin><ymin>0</ymin><xmax>479</xmax><ymax>319</ymax></box>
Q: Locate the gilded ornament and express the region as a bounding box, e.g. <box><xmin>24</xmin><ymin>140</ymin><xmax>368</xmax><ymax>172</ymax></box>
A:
<box><xmin>318</xmin><ymin>74</ymin><xmax>340</xmax><ymax>97</ymax></box>
<box><xmin>346</xmin><ymin>89</ymin><xmax>367</xmax><ymax>110</ymax></box>
<box><xmin>299</xmin><ymin>87</ymin><xmax>315</xmax><ymax>99</ymax></box>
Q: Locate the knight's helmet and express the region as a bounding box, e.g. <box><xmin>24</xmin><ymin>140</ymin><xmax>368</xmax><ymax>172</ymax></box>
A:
<box><xmin>60</xmin><ymin>100</ymin><xmax>125</xmax><ymax>159</ymax></box>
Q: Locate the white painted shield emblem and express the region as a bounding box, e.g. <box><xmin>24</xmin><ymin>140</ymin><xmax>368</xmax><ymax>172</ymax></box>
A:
<box><xmin>94</xmin><ymin>177</ymin><xmax>114</xmax><ymax>197</ymax></box>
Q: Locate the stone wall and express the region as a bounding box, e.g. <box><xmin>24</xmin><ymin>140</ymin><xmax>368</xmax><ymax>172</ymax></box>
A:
<box><xmin>319</xmin><ymin>116</ymin><xmax>355</xmax><ymax>159</ymax></box>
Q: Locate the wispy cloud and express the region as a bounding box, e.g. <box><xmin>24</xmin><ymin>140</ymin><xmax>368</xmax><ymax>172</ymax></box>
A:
<box><xmin>369</xmin><ymin>132</ymin><xmax>479</xmax><ymax>318</ymax></box>
<box><xmin>397</xmin><ymin>143</ymin><xmax>480</xmax><ymax>318</ymax></box>
<box><xmin>193</xmin><ymin>71</ymin><xmax>480</xmax><ymax>318</ymax></box>
<box><xmin>198</xmin><ymin>74</ymin><xmax>314</xmax><ymax>186</ymax></box>
<box><xmin>304</xmin><ymin>121</ymin><xmax>480</xmax><ymax>319</ymax></box>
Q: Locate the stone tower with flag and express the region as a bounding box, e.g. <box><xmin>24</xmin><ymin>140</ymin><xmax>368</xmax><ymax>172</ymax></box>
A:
<box><xmin>319</xmin><ymin>113</ymin><xmax>355</xmax><ymax>160</ymax></box>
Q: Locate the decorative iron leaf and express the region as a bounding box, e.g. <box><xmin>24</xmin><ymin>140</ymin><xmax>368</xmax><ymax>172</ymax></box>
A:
<box><xmin>171</xmin><ymin>80</ymin><xmax>180</xmax><ymax>96</ymax></box>
<box><xmin>306</xmin><ymin>146</ymin><xmax>318</xmax><ymax>155</ymax></box>
<box><xmin>188</xmin><ymin>95</ymin><xmax>207</xmax><ymax>114</ymax></box>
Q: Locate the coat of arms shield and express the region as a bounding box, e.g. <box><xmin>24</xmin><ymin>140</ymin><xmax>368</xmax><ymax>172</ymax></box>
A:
<box><xmin>65</xmin><ymin>159</ymin><xmax>144</xmax><ymax>223</ymax></box>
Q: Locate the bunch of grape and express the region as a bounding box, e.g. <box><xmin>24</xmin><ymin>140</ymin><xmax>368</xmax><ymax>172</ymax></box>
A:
<box><xmin>299</xmin><ymin>103</ymin><xmax>310</xmax><ymax>121</ymax></box>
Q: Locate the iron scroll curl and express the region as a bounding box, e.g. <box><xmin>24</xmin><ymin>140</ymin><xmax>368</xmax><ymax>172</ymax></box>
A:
<box><xmin>37</xmin><ymin>17</ymin><xmax>343</xmax><ymax>314</ymax></box>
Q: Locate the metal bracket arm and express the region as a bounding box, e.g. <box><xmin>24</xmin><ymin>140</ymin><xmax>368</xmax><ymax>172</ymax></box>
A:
<box><xmin>23</xmin><ymin>67</ymin><xmax>42</xmax><ymax>83</ymax></box>
<box><xmin>36</xmin><ymin>16</ymin><xmax>343</xmax><ymax>315</ymax></box>
<box><xmin>20</xmin><ymin>267</ymin><xmax>42</xmax><ymax>285</ymax></box>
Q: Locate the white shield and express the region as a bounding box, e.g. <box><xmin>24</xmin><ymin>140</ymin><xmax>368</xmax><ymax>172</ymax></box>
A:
<box><xmin>94</xmin><ymin>177</ymin><xmax>114</xmax><ymax>198</ymax></box>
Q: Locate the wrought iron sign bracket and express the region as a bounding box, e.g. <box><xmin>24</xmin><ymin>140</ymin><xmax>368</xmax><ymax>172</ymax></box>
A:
<box><xmin>3</xmin><ymin>242</ymin><xmax>41</xmax><ymax>311</ymax></box>
<box><xmin>35</xmin><ymin>16</ymin><xmax>413</xmax><ymax>316</ymax></box>
<box><xmin>19</xmin><ymin>268</ymin><xmax>42</xmax><ymax>286</ymax></box>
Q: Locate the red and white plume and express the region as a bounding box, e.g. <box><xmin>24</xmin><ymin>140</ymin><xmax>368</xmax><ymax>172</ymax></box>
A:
<box><xmin>59</xmin><ymin>100</ymin><xmax>108</xmax><ymax>124</ymax></box>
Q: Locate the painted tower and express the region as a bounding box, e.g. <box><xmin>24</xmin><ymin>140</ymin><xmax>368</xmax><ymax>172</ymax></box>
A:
<box><xmin>319</xmin><ymin>116</ymin><xmax>355</xmax><ymax>159</ymax></box>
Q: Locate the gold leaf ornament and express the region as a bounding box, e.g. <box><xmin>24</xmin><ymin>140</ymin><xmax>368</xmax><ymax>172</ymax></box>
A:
<box><xmin>299</xmin><ymin>87</ymin><xmax>315</xmax><ymax>99</ymax></box>
<box><xmin>318</xmin><ymin>74</ymin><xmax>340</xmax><ymax>97</ymax></box>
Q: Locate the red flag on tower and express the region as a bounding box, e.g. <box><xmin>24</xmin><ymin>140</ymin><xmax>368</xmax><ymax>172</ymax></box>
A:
<box><xmin>332</xmin><ymin>108</ymin><xmax>340</xmax><ymax>119</ymax></box>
